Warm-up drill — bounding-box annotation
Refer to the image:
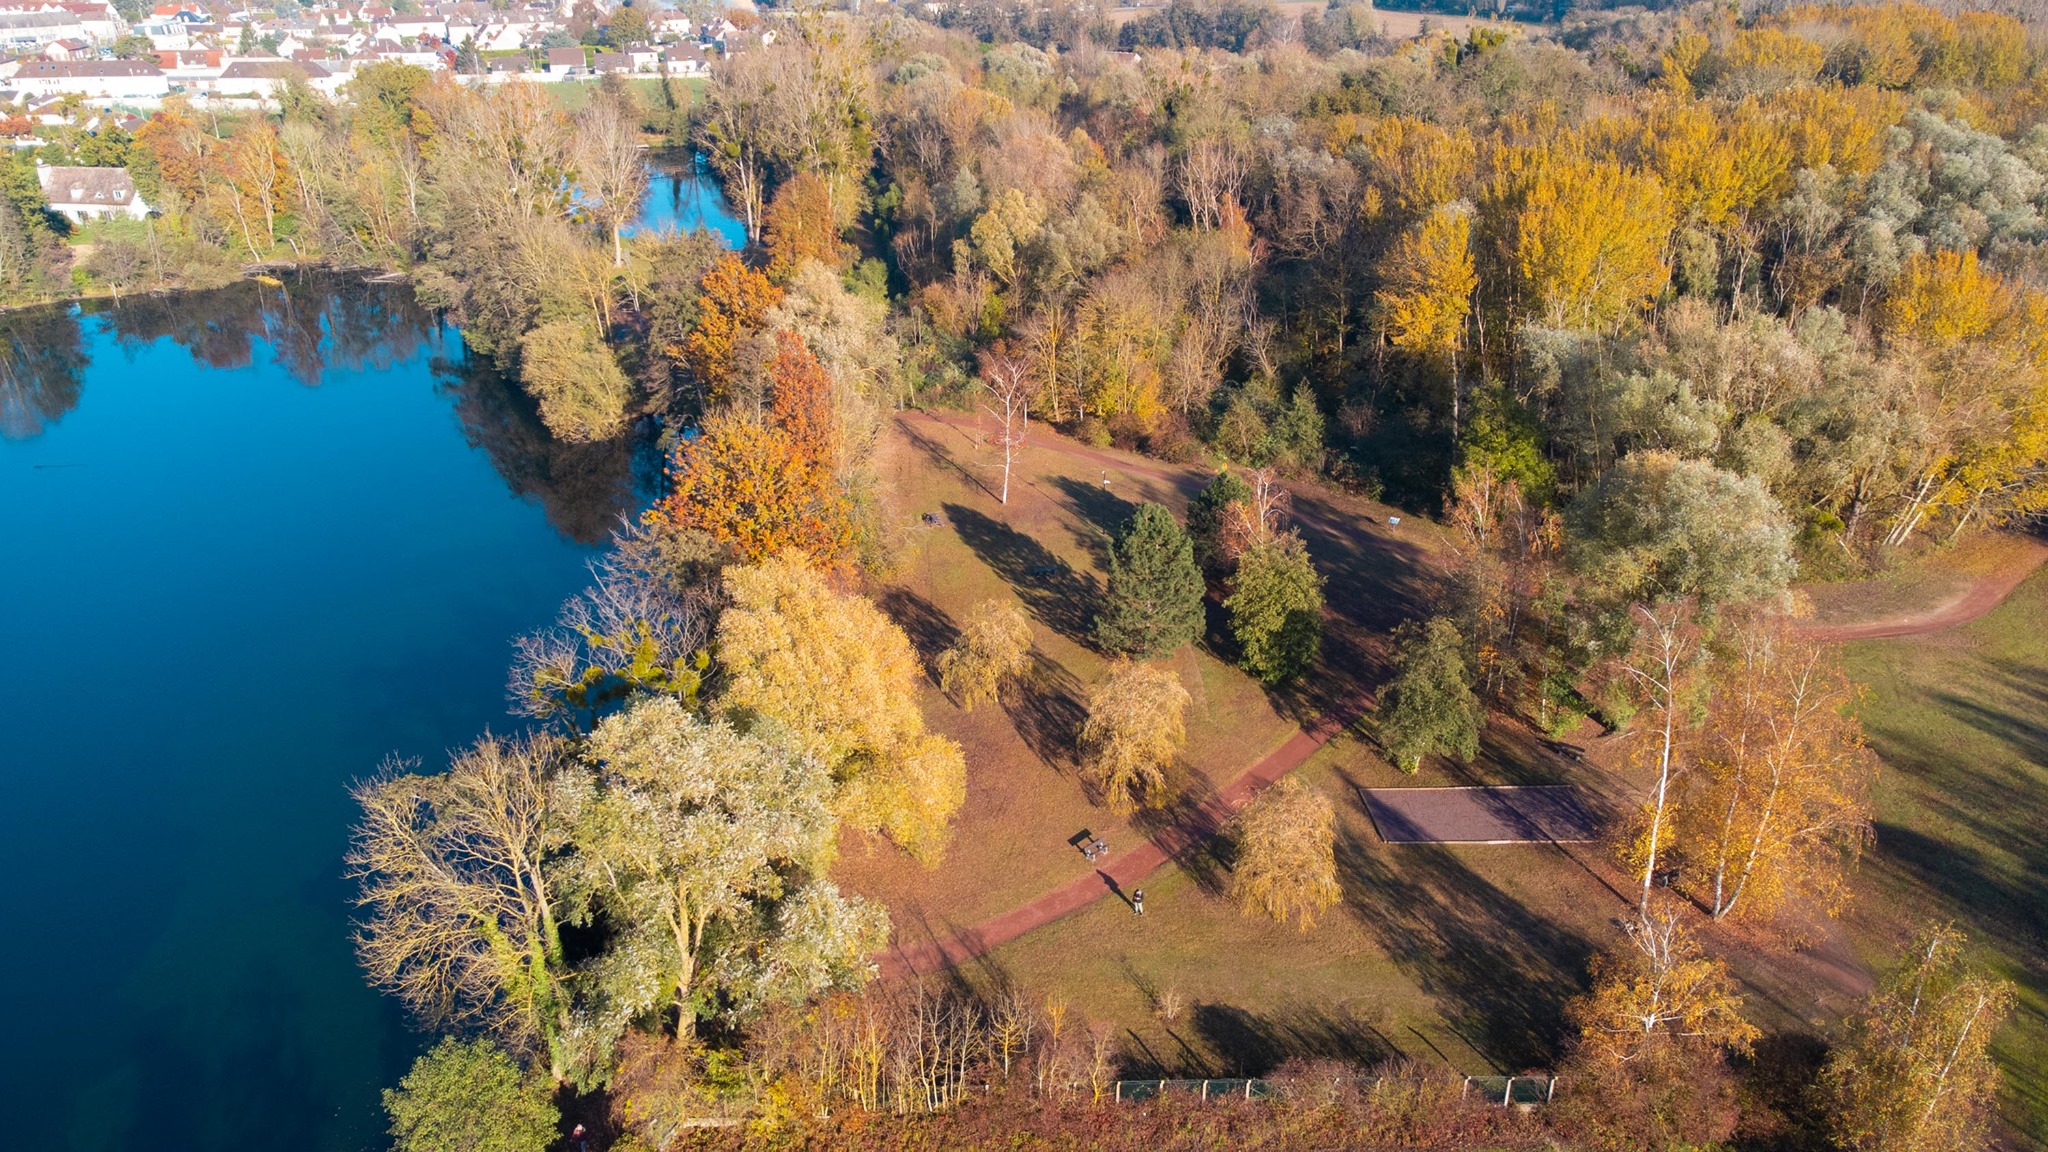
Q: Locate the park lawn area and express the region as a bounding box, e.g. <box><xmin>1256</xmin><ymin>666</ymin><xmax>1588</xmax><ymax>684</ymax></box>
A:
<box><xmin>1836</xmin><ymin>564</ymin><xmax>2048</xmax><ymax>1148</ymax></box>
<box><xmin>834</xmin><ymin>416</ymin><xmax>1304</xmax><ymax>943</ymax></box>
<box><xmin>545</xmin><ymin>76</ymin><xmax>703</xmax><ymax>114</ymax></box>
<box><xmin>958</xmin><ymin>725</ymin><xmax>1622</xmax><ymax>1079</ymax></box>
<box><xmin>1799</xmin><ymin>531</ymin><xmax>2040</xmax><ymax>629</ymax></box>
<box><xmin>839</xmin><ymin>412</ymin><xmax>1447</xmax><ymax>960</ymax></box>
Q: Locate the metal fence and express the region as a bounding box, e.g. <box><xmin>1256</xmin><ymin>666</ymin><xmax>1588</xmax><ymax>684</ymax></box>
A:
<box><xmin>1111</xmin><ymin>1074</ymin><xmax>1556</xmax><ymax>1106</ymax></box>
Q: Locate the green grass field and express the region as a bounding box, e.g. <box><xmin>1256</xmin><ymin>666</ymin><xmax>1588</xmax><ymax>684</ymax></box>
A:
<box><xmin>1840</xmin><ymin>565</ymin><xmax>2048</xmax><ymax>1147</ymax></box>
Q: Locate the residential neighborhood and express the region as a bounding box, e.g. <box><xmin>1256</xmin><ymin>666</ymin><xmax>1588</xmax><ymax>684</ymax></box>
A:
<box><xmin>0</xmin><ymin>0</ymin><xmax>738</xmax><ymax>112</ymax></box>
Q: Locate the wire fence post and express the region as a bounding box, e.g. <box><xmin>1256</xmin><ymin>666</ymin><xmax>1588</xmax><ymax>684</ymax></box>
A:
<box><xmin>1503</xmin><ymin>1077</ymin><xmax>1513</xmax><ymax>1106</ymax></box>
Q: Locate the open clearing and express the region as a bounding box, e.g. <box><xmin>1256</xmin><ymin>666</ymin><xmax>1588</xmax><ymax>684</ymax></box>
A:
<box><xmin>843</xmin><ymin>411</ymin><xmax>2048</xmax><ymax>1145</ymax></box>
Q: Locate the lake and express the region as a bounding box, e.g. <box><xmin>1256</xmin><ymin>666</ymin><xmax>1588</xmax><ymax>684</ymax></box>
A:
<box><xmin>0</xmin><ymin>163</ymin><xmax>737</xmax><ymax>1150</ymax></box>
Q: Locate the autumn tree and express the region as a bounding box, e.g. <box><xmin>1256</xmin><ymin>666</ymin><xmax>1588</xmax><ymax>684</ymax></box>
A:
<box><xmin>1824</xmin><ymin>925</ymin><xmax>2016</xmax><ymax>1152</ymax></box>
<box><xmin>348</xmin><ymin>733</ymin><xmax>577</xmax><ymax>1078</ymax></box>
<box><xmin>684</xmin><ymin>253</ymin><xmax>783</xmax><ymax>404</ymax></box>
<box><xmin>1617</xmin><ymin>602</ymin><xmax>1703</xmax><ymax>916</ymax></box>
<box><xmin>518</xmin><ymin>319</ymin><xmax>632</xmax><ymax>443</ymax></box>
<box><xmin>1095</xmin><ymin>502</ymin><xmax>1206</xmax><ymax>658</ymax></box>
<box><xmin>1228</xmin><ymin>777</ymin><xmax>1341</xmax><ymax>931</ymax></box>
<box><xmin>1375</xmin><ymin>203</ymin><xmax>1477</xmax><ymax>430</ymax></box>
<box><xmin>717</xmin><ymin>553</ymin><xmax>966</xmax><ymax>862</ymax></box>
<box><xmin>1224</xmin><ymin>534</ymin><xmax>1324</xmax><ymax>684</ymax></box>
<box><xmin>936</xmin><ymin>599</ymin><xmax>1033</xmax><ymax>710</ymax></box>
<box><xmin>1559</xmin><ymin>906</ymin><xmax>1757</xmax><ymax>1149</ymax></box>
<box><xmin>763</xmin><ymin>171</ymin><xmax>845</xmax><ymax>281</ymax></box>
<box><xmin>567</xmin><ymin>697</ymin><xmax>888</xmax><ymax>1043</ymax></box>
<box><xmin>1568</xmin><ymin>907</ymin><xmax>1759</xmax><ymax>1068</ymax></box>
<box><xmin>1375</xmin><ymin>616</ymin><xmax>1484</xmax><ymax>773</ymax></box>
<box><xmin>649</xmin><ymin>333</ymin><xmax>854</xmax><ymax>569</ymax></box>
<box><xmin>1486</xmin><ymin>149</ymin><xmax>1672</xmax><ymax>331</ymax></box>
<box><xmin>1675</xmin><ymin>618</ymin><xmax>1876</xmax><ymax>921</ymax></box>
<box><xmin>1082</xmin><ymin>658</ymin><xmax>1190</xmax><ymax>814</ymax></box>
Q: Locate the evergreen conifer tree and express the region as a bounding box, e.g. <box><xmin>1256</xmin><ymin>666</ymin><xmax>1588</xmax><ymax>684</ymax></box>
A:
<box><xmin>1095</xmin><ymin>502</ymin><xmax>1206</xmax><ymax>658</ymax></box>
<box><xmin>1187</xmin><ymin>469</ymin><xmax>1252</xmax><ymax>574</ymax></box>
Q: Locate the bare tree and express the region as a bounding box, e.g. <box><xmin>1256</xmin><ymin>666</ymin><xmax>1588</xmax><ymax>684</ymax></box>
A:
<box><xmin>977</xmin><ymin>340</ymin><xmax>1031</xmax><ymax>505</ymax></box>
<box><xmin>509</xmin><ymin>521</ymin><xmax>717</xmax><ymax>730</ymax></box>
<box><xmin>347</xmin><ymin>732</ymin><xmax>577</xmax><ymax>1078</ymax></box>
<box><xmin>1619</xmin><ymin>603</ymin><xmax>1702</xmax><ymax>916</ymax></box>
<box><xmin>576</xmin><ymin>86</ymin><xmax>649</xmax><ymax>267</ymax></box>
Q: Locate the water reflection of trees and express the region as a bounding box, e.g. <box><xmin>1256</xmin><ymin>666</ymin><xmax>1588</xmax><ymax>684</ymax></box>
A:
<box><xmin>86</xmin><ymin>273</ymin><xmax>438</xmax><ymax>387</ymax></box>
<box><xmin>435</xmin><ymin>349</ymin><xmax>656</xmax><ymax>545</ymax></box>
<box><xmin>0</xmin><ymin>306</ymin><xmax>88</xmax><ymax>440</ymax></box>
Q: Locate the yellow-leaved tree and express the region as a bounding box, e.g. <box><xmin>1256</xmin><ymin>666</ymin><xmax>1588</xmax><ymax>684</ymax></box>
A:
<box><xmin>1675</xmin><ymin>616</ymin><xmax>1876</xmax><ymax>922</ymax></box>
<box><xmin>1876</xmin><ymin>251</ymin><xmax>2048</xmax><ymax>546</ymax></box>
<box><xmin>1227</xmin><ymin>778</ymin><xmax>1341</xmax><ymax>931</ymax></box>
<box><xmin>717</xmin><ymin>552</ymin><xmax>966</xmax><ymax>863</ymax></box>
<box><xmin>1081</xmin><ymin>659</ymin><xmax>1190</xmax><ymax>814</ymax></box>
<box><xmin>1486</xmin><ymin>147</ymin><xmax>1672</xmax><ymax>331</ymax></box>
<box><xmin>1824</xmin><ymin>924</ymin><xmax>2015</xmax><ymax>1152</ymax></box>
<box><xmin>1375</xmin><ymin>203</ymin><xmax>1477</xmax><ymax>368</ymax></box>
<box><xmin>936</xmin><ymin>600</ymin><xmax>1033</xmax><ymax>711</ymax></box>
<box><xmin>1567</xmin><ymin>906</ymin><xmax>1759</xmax><ymax>1070</ymax></box>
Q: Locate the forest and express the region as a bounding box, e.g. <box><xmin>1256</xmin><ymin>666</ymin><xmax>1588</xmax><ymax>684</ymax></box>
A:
<box><xmin>82</xmin><ymin>0</ymin><xmax>2023</xmax><ymax>1148</ymax></box>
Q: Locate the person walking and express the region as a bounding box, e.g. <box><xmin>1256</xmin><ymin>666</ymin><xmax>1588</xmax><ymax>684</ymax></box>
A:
<box><xmin>1131</xmin><ymin>888</ymin><xmax>1145</xmax><ymax>917</ymax></box>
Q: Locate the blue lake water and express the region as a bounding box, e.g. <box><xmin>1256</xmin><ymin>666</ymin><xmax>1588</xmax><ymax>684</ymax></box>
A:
<box><xmin>628</xmin><ymin>152</ymin><xmax>749</xmax><ymax>248</ymax></box>
<box><xmin>0</xmin><ymin>166</ymin><xmax>739</xmax><ymax>1150</ymax></box>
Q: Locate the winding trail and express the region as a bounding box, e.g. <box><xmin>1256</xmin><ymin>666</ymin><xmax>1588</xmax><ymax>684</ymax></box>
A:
<box><xmin>1792</xmin><ymin>537</ymin><xmax>2048</xmax><ymax>642</ymax></box>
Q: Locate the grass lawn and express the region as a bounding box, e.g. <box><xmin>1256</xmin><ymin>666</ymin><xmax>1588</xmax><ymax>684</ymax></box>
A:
<box><xmin>960</xmin><ymin>724</ymin><xmax>1622</xmax><ymax>1079</ymax></box>
<box><xmin>845</xmin><ymin>413</ymin><xmax>2048</xmax><ymax>1148</ymax></box>
<box><xmin>834</xmin><ymin>417</ymin><xmax>1306</xmax><ymax>942</ymax></box>
<box><xmin>1838</xmin><ymin>564</ymin><xmax>2048</xmax><ymax>1148</ymax></box>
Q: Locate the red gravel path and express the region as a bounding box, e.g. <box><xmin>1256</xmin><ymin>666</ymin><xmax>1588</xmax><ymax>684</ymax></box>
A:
<box><xmin>881</xmin><ymin>705</ymin><xmax>1363</xmax><ymax>978</ymax></box>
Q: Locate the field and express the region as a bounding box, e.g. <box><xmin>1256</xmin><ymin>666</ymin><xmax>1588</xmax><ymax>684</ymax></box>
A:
<box><xmin>1837</xmin><ymin>568</ymin><xmax>2048</xmax><ymax>1146</ymax></box>
<box><xmin>841</xmin><ymin>412</ymin><xmax>2048</xmax><ymax>1146</ymax></box>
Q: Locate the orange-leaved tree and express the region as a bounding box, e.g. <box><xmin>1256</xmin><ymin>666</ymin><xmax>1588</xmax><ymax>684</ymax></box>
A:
<box><xmin>649</xmin><ymin>332</ymin><xmax>854</xmax><ymax>569</ymax></box>
<box><xmin>763</xmin><ymin>171</ymin><xmax>847</xmax><ymax>282</ymax></box>
<box><xmin>684</xmin><ymin>252</ymin><xmax>783</xmax><ymax>404</ymax></box>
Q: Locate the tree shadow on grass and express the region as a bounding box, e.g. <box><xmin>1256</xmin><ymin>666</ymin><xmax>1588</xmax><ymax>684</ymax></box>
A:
<box><xmin>1048</xmin><ymin>475</ymin><xmax>1137</xmax><ymax>567</ymax></box>
<box><xmin>946</xmin><ymin>503</ymin><xmax>1100</xmax><ymax>643</ymax></box>
<box><xmin>879</xmin><ymin>588</ymin><xmax>958</xmax><ymax>681</ymax></box>
<box><xmin>1127</xmin><ymin>764</ymin><xmax>1231</xmax><ymax>896</ymax></box>
<box><xmin>1327</xmin><ymin>765</ymin><xmax>1597</xmax><ymax>1071</ymax></box>
<box><xmin>1185</xmin><ymin>1002</ymin><xmax>1398</xmax><ymax>1077</ymax></box>
<box><xmin>1002</xmin><ymin>651</ymin><xmax>1088</xmax><ymax>773</ymax></box>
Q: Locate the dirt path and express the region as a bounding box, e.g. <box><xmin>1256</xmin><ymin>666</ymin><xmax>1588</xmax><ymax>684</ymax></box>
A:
<box><xmin>1793</xmin><ymin>538</ymin><xmax>2048</xmax><ymax>642</ymax></box>
<box><xmin>882</xmin><ymin>411</ymin><xmax>1410</xmax><ymax>977</ymax></box>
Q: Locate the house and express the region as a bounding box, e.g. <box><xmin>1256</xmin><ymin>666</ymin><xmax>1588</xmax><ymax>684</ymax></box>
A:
<box><xmin>0</xmin><ymin>11</ymin><xmax>89</xmax><ymax>50</ymax></box>
<box><xmin>36</xmin><ymin>164</ymin><xmax>150</xmax><ymax>220</ymax></box>
<box><xmin>545</xmin><ymin>45</ymin><xmax>582</xmax><ymax>75</ymax></box>
<box><xmin>661</xmin><ymin>41</ymin><xmax>706</xmax><ymax>76</ymax></box>
<box><xmin>590</xmin><ymin>50</ymin><xmax>627</xmax><ymax>74</ymax></box>
<box><xmin>10</xmin><ymin>59</ymin><xmax>169</xmax><ymax>99</ymax></box>
<box><xmin>203</xmin><ymin>58</ymin><xmax>337</xmax><ymax>97</ymax></box>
